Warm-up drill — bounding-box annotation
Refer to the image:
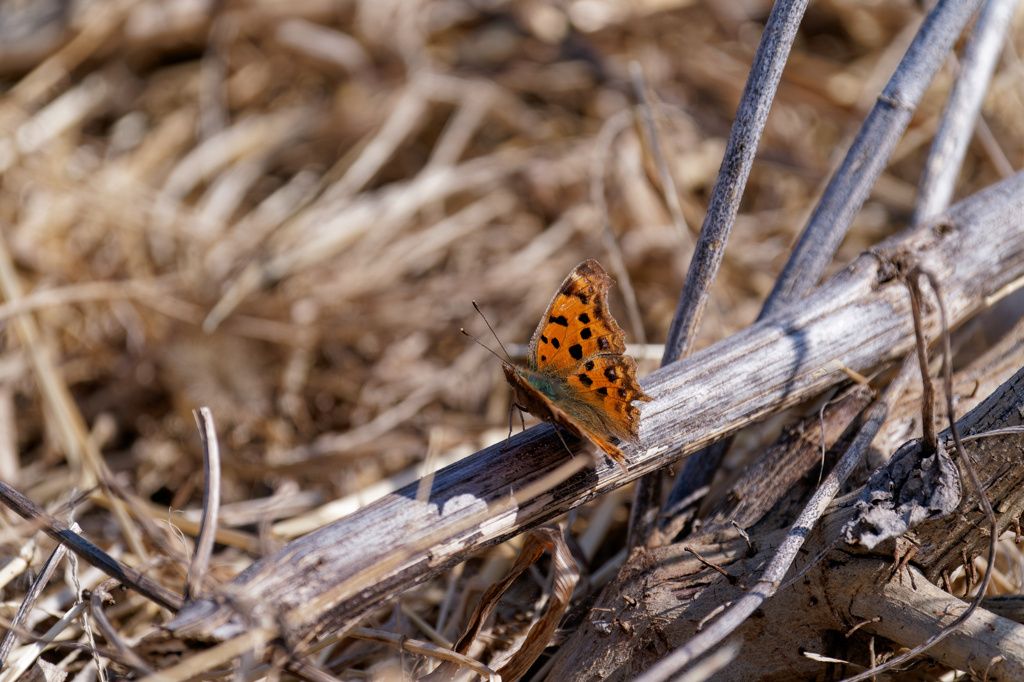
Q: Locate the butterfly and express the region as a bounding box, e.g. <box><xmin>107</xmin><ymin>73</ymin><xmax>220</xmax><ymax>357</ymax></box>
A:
<box><xmin>501</xmin><ymin>259</ymin><xmax>652</xmax><ymax>472</ymax></box>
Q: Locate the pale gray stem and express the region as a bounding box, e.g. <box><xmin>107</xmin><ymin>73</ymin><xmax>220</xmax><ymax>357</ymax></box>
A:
<box><xmin>661</xmin><ymin>0</ymin><xmax>809</xmax><ymax>365</ymax></box>
<box><xmin>913</xmin><ymin>0</ymin><xmax>1017</xmax><ymax>224</ymax></box>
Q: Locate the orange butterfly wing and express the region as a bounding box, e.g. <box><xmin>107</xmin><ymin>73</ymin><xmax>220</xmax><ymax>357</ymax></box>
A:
<box><xmin>527</xmin><ymin>260</ymin><xmax>627</xmax><ymax>375</ymax></box>
<box><xmin>505</xmin><ymin>259</ymin><xmax>652</xmax><ymax>471</ymax></box>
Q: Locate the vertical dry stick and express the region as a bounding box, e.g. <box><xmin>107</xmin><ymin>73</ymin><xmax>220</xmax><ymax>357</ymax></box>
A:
<box><xmin>624</xmin><ymin>61</ymin><xmax>695</xmax><ymax>547</ymax></box>
<box><xmin>187</xmin><ymin>408</ymin><xmax>222</xmax><ymax>602</ymax></box>
<box><xmin>906</xmin><ymin>280</ymin><xmax>938</xmax><ymax>451</ymax></box>
<box><xmin>634</xmin><ymin>0</ymin><xmax>810</xmax><ymax>548</ymax></box>
<box><xmin>61</xmin><ymin>521</ymin><xmax>107</xmax><ymax>682</ymax></box>
<box><xmin>0</xmin><ymin>239</ymin><xmax>84</xmax><ymax>478</ymax></box>
<box><xmin>913</xmin><ymin>0</ymin><xmax>1017</xmax><ymax>224</ymax></box>
<box><xmin>0</xmin><ymin>385</ymin><xmax>18</xmax><ymax>487</ymax></box>
<box><xmin>660</xmin><ymin>0</ymin><xmax>809</xmax><ymax>363</ymax></box>
<box><xmin>416</xmin><ymin>427</ymin><xmax>444</xmax><ymax>507</ymax></box>
<box><xmin>626</xmin><ymin>475</ymin><xmax>661</xmax><ymax>552</ymax></box>
<box><xmin>664</xmin><ymin>0</ymin><xmax>986</xmax><ymax>529</ymax></box>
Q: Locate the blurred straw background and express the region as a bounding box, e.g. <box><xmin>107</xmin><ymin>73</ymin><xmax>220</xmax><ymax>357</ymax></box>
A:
<box><xmin>0</xmin><ymin>0</ymin><xmax>1022</xmax><ymax>679</ymax></box>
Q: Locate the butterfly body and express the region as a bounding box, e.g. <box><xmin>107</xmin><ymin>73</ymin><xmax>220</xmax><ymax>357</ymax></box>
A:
<box><xmin>503</xmin><ymin>260</ymin><xmax>652</xmax><ymax>472</ymax></box>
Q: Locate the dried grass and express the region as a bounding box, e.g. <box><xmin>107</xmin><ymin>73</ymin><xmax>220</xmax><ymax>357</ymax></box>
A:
<box><xmin>0</xmin><ymin>0</ymin><xmax>1022</xmax><ymax>679</ymax></box>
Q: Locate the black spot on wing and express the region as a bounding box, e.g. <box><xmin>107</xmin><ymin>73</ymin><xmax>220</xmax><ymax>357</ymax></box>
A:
<box><xmin>580</xmin><ymin>328</ymin><xmax>592</xmax><ymax>340</ymax></box>
<box><xmin>604</xmin><ymin>366</ymin><xmax>618</xmax><ymax>382</ymax></box>
<box><xmin>578</xmin><ymin>313</ymin><xmax>590</xmax><ymax>324</ymax></box>
<box><xmin>618</xmin><ymin>388</ymin><xmax>628</xmax><ymax>398</ymax></box>
<box><xmin>577</xmin><ymin>373</ymin><xmax>593</xmax><ymax>387</ymax></box>
<box><xmin>569</xmin><ymin>344</ymin><xmax>583</xmax><ymax>360</ymax></box>
<box><xmin>585</xmin><ymin>360</ymin><xmax>595</xmax><ymax>371</ymax></box>
<box><xmin>551</xmin><ymin>337</ymin><xmax>560</xmax><ymax>349</ymax></box>
<box><xmin>576</xmin><ymin>292</ymin><xmax>590</xmax><ymax>304</ymax></box>
<box><xmin>596</xmin><ymin>387</ymin><xmax>608</xmax><ymax>396</ymax></box>
<box><xmin>541</xmin><ymin>355</ymin><xmax>547</xmax><ymax>362</ymax></box>
<box><xmin>598</xmin><ymin>337</ymin><xmax>611</xmax><ymax>351</ymax></box>
<box><xmin>549</xmin><ymin>315</ymin><xmax>569</xmax><ymax>327</ymax></box>
<box><xmin>540</xmin><ymin>335</ymin><xmax>548</xmax><ymax>344</ymax></box>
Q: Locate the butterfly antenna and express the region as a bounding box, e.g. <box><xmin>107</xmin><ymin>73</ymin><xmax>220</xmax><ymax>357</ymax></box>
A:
<box><xmin>460</xmin><ymin>327</ymin><xmax>510</xmax><ymax>364</ymax></box>
<box><xmin>469</xmin><ymin>301</ymin><xmax>515</xmax><ymax>362</ymax></box>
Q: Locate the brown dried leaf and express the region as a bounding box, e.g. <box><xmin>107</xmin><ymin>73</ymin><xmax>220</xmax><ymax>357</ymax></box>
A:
<box><xmin>421</xmin><ymin>527</ymin><xmax>579</xmax><ymax>682</ymax></box>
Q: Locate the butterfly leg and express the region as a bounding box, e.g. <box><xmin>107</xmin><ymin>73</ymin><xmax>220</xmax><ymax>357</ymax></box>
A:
<box><xmin>550</xmin><ymin>423</ymin><xmax>577</xmax><ymax>459</ymax></box>
<box><xmin>503</xmin><ymin>404</ymin><xmax>527</xmax><ymax>451</ymax></box>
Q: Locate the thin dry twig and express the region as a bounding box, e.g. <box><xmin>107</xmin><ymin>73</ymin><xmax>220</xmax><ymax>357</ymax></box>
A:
<box><xmin>0</xmin><ymin>603</ymin><xmax>88</xmax><ymax>682</ymax></box>
<box><xmin>624</xmin><ymin>62</ymin><xmax>681</xmax><ymax>550</ymax></box>
<box><xmin>906</xmin><ymin>276</ymin><xmax>938</xmax><ymax>451</ymax></box>
<box><xmin>0</xmin><ymin>538</ymin><xmax>68</xmax><ymax>665</ymax></box>
<box><xmin>187</xmin><ymin>407</ymin><xmax>221</xmax><ymax>602</ymax></box>
<box><xmin>0</xmin><ymin>480</ymin><xmax>182</xmax><ymax>612</ymax></box>
<box><xmin>840</xmin><ymin>269</ymin><xmax>1000</xmax><ymax>681</ymax></box>
<box><xmin>629</xmin><ymin>61</ymin><xmax>690</xmax><ymax>242</ymax></box>
<box><xmin>88</xmin><ymin>579</ymin><xmax>154</xmax><ymax>675</ymax></box>
<box><xmin>340</xmin><ymin>627</ymin><xmax>497</xmax><ymax>680</ymax></box>
<box><xmin>136</xmin><ymin>629</ymin><xmax>274</xmax><ymax>682</ymax></box>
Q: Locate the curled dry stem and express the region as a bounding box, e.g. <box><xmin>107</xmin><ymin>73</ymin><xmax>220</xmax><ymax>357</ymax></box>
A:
<box><xmin>841</xmin><ymin>267</ymin><xmax>999</xmax><ymax>682</ymax></box>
